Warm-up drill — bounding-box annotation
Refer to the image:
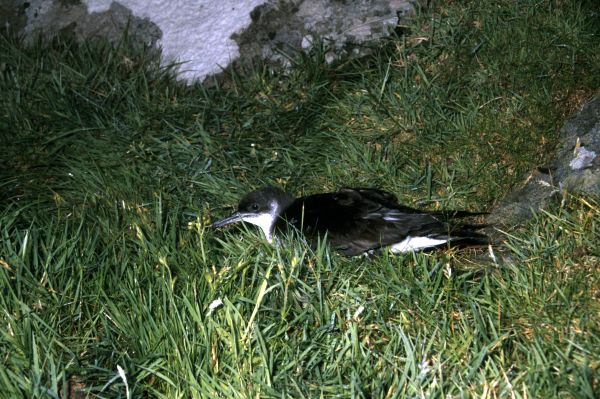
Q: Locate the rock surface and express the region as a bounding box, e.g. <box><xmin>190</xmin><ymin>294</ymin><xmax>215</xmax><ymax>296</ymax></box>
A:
<box><xmin>488</xmin><ymin>94</ymin><xmax>600</xmax><ymax>228</ymax></box>
<box><xmin>234</xmin><ymin>0</ymin><xmax>414</xmax><ymax>67</ymax></box>
<box><xmin>2</xmin><ymin>0</ymin><xmax>414</xmax><ymax>83</ymax></box>
<box><xmin>21</xmin><ymin>1</ymin><xmax>161</xmax><ymax>51</ymax></box>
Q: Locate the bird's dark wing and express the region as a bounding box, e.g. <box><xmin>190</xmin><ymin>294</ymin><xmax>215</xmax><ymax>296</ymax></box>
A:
<box><xmin>349</xmin><ymin>188</ymin><xmax>487</xmax><ymax>218</ymax></box>
<box><xmin>342</xmin><ymin>187</ymin><xmax>399</xmax><ymax>207</ymax></box>
<box><xmin>345</xmin><ymin>187</ymin><xmax>429</xmax><ymax>214</ymax></box>
<box><xmin>280</xmin><ymin>188</ymin><xmax>486</xmax><ymax>256</ymax></box>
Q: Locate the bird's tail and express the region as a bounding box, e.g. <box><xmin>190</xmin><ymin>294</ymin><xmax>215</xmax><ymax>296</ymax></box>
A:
<box><xmin>445</xmin><ymin>224</ymin><xmax>490</xmax><ymax>248</ymax></box>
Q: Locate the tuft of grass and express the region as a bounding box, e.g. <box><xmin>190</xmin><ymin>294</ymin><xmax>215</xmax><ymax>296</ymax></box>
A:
<box><xmin>1</xmin><ymin>1</ymin><xmax>599</xmax><ymax>397</ymax></box>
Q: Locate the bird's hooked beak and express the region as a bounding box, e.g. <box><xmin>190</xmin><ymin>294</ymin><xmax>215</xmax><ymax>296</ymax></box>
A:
<box><xmin>211</xmin><ymin>210</ymin><xmax>277</xmax><ymax>243</ymax></box>
<box><xmin>210</xmin><ymin>212</ymin><xmax>245</xmax><ymax>228</ymax></box>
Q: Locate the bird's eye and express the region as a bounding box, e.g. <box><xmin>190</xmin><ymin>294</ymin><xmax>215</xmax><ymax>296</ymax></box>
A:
<box><xmin>250</xmin><ymin>203</ymin><xmax>259</xmax><ymax>211</ymax></box>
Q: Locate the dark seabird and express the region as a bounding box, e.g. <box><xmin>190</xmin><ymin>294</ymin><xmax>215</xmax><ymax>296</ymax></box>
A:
<box><xmin>211</xmin><ymin>186</ymin><xmax>488</xmax><ymax>256</ymax></box>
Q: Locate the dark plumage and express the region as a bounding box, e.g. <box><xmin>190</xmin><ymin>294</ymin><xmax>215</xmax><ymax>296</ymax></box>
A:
<box><xmin>211</xmin><ymin>186</ymin><xmax>488</xmax><ymax>256</ymax></box>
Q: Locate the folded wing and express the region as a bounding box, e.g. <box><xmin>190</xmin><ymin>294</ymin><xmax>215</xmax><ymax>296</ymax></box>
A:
<box><xmin>281</xmin><ymin>187</ymin><xmax>487</xmax><ymax>256</ymax></box>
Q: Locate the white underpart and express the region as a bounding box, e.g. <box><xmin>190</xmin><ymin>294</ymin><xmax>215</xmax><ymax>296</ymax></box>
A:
<box><xmin>390</xmin><ymin>236</ymin><xmax>448</xmax><ymax>253</ymax></box>
<box><xmin>240</xmin><ymin>209</ymin><xmax>278</xmax><ymax>243</ymax></box>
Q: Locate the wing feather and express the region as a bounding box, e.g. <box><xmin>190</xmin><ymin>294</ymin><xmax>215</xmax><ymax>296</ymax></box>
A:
<box><xmin>280</xmin><ymin>188</ymin><xmax>485</xmax><ymax>256</ymax></box>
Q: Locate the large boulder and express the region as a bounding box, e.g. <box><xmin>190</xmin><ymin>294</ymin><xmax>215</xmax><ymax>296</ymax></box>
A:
<box><xmin>234</xmin><ymin>0</ymin><xmax>414</xmax><ymax>66</ymax></box>
<box><xmin>4</xmin><ymin>0</ymin><xmax>414</xmax><ymax>83</ymax></box>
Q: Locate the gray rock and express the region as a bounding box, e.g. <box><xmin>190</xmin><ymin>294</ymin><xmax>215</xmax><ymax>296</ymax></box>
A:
<box><xmin>488</xmin><ymin>94</ymin><xmax>600</xmax><ymax>228</ymax></box>
<box><xmin>233</xmin><ymin>0</ymin><xmax>414</xmax><ymax>67</ymax></box>
<box><xmin>19</xmin><ymin>1</ymin><xmax>162</xmax><ymax>52</ymax></box>
<box><xmin>2</xmin><ymin>1</ymin><xmax>414</xmax><ymax>82</ymax></box>
<box><xmin>553</xmin><ymin>95</ymin><xmax>600</xmax><ymax>193</ymax></box>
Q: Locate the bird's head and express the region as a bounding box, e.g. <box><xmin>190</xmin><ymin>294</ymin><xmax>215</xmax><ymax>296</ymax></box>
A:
<box><xmin>210</xmin><ymin>186</ymin><xmax>294</xmax><ymax>242</ymax></box>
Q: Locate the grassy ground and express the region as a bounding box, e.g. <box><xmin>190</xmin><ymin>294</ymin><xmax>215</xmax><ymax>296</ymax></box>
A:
<box><xmin>1</xmin><ymin>0</ymin><xmax>600</xmax><ymax>397</ymax></box>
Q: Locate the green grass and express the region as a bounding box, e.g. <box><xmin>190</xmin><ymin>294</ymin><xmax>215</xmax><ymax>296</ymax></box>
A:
<box><xmin>1</xmin><ymin>0</ymin><xmax>599</xmax><ymax>397</ymax></box>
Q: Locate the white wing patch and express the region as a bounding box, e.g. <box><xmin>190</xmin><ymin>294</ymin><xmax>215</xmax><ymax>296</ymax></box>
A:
<box><xmin>390</xmin><ymin>236</ymin><xmax>448</xmax><ymax>253</ymax></box>
<box><xmin>383</xmin><ymin>215</ymin><xmax>402</xmax><ymax>221</ymax></box>
<box><xmin>381</xmin><ymin>211</ymin><xmax>410</xmax><ymax>222</ymax></box>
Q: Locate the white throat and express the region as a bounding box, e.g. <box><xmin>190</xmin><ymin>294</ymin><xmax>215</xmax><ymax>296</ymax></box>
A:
<box><xmin>240</xmin><ymin>203</ymin><xmax>279</xmax><ymax>243</ymax></box>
